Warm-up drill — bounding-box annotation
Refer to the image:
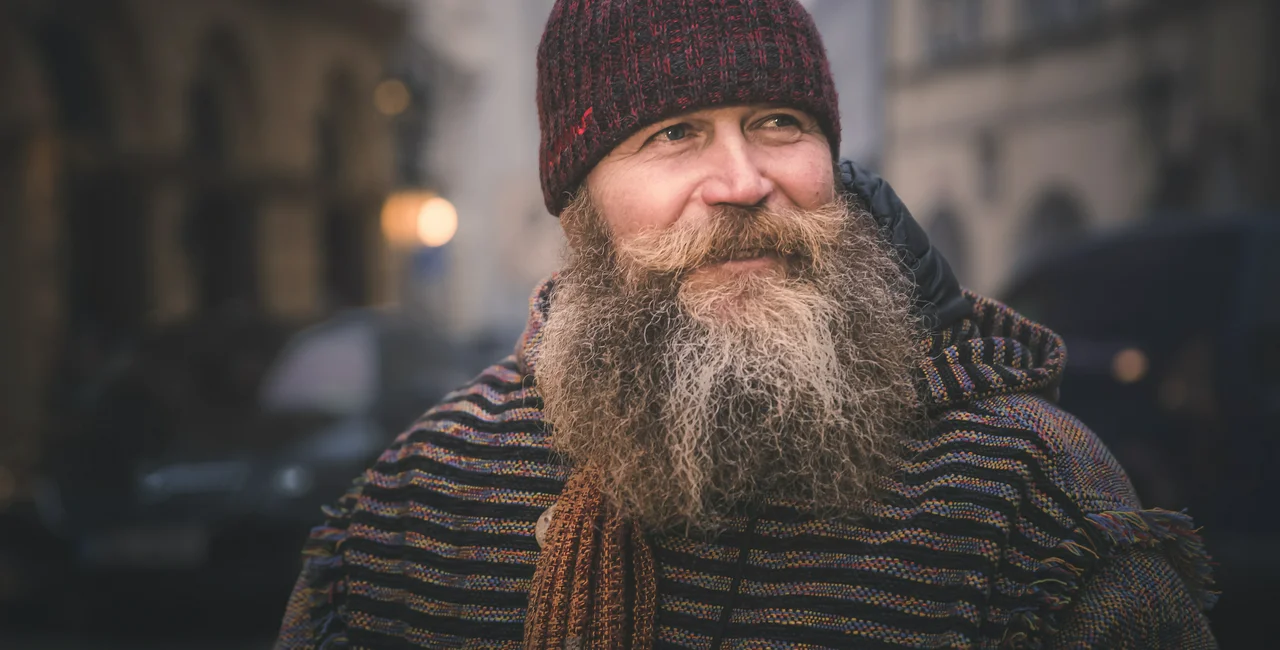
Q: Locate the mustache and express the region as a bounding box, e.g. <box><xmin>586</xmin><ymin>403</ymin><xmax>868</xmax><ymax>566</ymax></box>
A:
<box><xmin>613</xmin><ymin>200</ymin><xmax>850</xmax><ymax>280</ymax></box>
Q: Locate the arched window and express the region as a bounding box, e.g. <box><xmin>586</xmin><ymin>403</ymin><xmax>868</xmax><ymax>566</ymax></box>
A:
<box><xmin>35</xmin><ymin>21</ymin><xmax>148</xmax><ymax>347</ymax></box>
<box><xmin>1018</xmin><ymin>188</ymin><xmax>1089</xmax><ymax>268</ymax></box>
<box><xmin>926</xmin><ymin>207</ymin><xmax>971</xmax><ymax>286</ymax></box>
<box><xmin>34</xmin><ymin>22</ymin><xmax>113</xmax><ymax>140</ymax></box>
<box><xmin>316</xmin><ymin>70</ymin><xmax>368</xmax><ymax>309</ymax></box>
<box><xmin>184</xmin><ymin>29</ymin><xmax>259</xmax><ymax>316</ymax></box>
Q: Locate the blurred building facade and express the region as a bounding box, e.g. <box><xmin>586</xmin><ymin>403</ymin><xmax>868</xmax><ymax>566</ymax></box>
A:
<box><xmin>0</xmin><ymin>0</ymin><xmax>402</xmax><ymax>497</ymax></box>
<box><xmin>804</xmin><ymin>0</ymin><xmax>890</xmax><ymax>166</ymax></box>
<box><xmin>883</xmin><ymin>0</ymin><xmax>1279</xmax><ymax>294</ymax></box>
<box><xmin>393</xmin><ymin>0</ymin><xmax>562</xmax><ymax>344</ymax></box>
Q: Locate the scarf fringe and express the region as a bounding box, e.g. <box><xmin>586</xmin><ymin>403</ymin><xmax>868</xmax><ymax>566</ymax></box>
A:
<box><xmin>1001</xmin><ymin>507</ymin><xmax>1218</xmax><ymax>649</ymax></box>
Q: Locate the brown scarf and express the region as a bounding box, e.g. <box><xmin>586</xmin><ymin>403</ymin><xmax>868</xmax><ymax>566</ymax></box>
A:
<box><xmin>524</xmin><ymin>466</ymin><xmax>657</xmax><ymax>649</ymax></box>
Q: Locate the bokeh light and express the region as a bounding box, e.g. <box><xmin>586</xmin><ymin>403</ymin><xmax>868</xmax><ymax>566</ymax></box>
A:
<box><xmin>1111</xmin><ymin>347</ymin><xmax>1148</xmax><ymax>384</ymax></box>
<box><xmin>373</xmin><ymin>78</ymin><xmax>411</xmax><ymax>116</ymax></box>
<box><xmin>381</xmin><ymin>190</ymin><xmax>434</xmax><ymax>247</ymax></box>
<box><xmin>416</xmin><ymin>196</ymin><xmax>458</xmax><ymax>248</ymax></box>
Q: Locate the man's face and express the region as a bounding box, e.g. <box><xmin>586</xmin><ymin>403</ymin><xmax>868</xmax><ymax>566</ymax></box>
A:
<box><xmin>584</xmin><ymin>104</ymin><xmax>835</xmax><ymax>287</ymax></box>
<box><xmin>537</xmin><ymin>103</ymin><xmax>924</xmax><ymax>533</ymax></box>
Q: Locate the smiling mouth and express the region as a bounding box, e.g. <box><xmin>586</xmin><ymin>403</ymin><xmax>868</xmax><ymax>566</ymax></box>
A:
<box><xmin>725</xmin><ymin>249</ymin><xmax>769</xmax><ymax>262</ymax></box>
<box><xmin>698</xmin><ymin>251</ymin><xmax>785</xmax><ymax>273</ymax></box>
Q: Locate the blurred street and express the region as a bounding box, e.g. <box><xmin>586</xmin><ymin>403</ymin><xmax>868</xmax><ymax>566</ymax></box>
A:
<box><xmin>0</xmin><ymin>571</ymin><xmax>282</xmax><ymax>649</ymax></box>
<box><xmin>0</xmin><ymin>585</ymin><xmax>279</xmax><ymax>649</ymax></box>
<box><xmin>1</xmin><ymin>636</ymin><xmax>271</xmax><ymax>650</ymax></box>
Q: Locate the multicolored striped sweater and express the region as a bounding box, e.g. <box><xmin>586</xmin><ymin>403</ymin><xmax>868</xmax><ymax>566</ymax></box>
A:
<box><xmin>275</xmin><ymin>280</ymin><xmax>1217</xmax><ymax>649</ymax></box>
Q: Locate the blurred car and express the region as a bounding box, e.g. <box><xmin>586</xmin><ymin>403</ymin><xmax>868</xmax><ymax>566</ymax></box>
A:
<box><xmin>1000</xmin><ymin>216</ymin><xmax>1279</xmax><ymax>646</ymax></box>
<box><xmin>30</xmin><ymin>308</ymin><xmax>474</xmax><ymax>622</ymax></box>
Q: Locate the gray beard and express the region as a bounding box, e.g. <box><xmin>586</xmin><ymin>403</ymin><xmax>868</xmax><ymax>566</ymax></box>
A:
<box><xmin>534</xmin><ymin>192</ymin><xmax>928</xmax><ymax>533</ymax></box>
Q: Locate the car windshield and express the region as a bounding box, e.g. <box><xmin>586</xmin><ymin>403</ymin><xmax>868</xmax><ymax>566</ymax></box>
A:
<box><xmin>1005</xmin><ymin>229</ymin><xmax>1242</xmax><ymax>339</ymax></box>
<box><xmin>259</xmin><ymin>317</ymin><xmax>377</xmax><ymax>415</ymax></box>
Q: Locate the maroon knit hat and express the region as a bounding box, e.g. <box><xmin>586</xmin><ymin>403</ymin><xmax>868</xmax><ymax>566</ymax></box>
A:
<box><xmin>536</xmin><ymin>0</ymin><xmax>841</xmax><ymax>216</ymax></box>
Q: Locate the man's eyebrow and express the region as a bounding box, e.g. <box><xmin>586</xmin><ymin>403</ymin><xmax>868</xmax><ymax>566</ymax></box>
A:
<box><xmin>753</xmin><ymin>104</ymin><xmax>812</xmax><ymax>114</ymax></box>
<box><xmin>656</xmin><ymin>109</ymin><xmax>717</xmax><ymax>123</ymax></box>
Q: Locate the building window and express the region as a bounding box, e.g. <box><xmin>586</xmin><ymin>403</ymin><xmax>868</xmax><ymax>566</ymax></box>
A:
<box><xmin>184</xmin><ymin>31</ymin><xmax>260</xmax><ymax>316</ymax></box>
<box><xmin>1018</xmin><ymin>0</ymin><xmax>1104</xmax><ymax>35</ymax></box>
<box><xmin>317</xmin><ymin>71</ymin><xmax>369</xmax><ymax>310</ymax></box>
<box><xmin>1016</xmin><ymin>188</ymin><xmax>1089</xmax><ymax>271</ymax></box>
<box><xmin>924</xmin><ymin>0</ymin><xmax>985</xmax><ymax>64</ymax></box>
<box><xmin>977</xmin><ymin>129</ymin><xmax>1001</xmax><ymax>201</ymax></box>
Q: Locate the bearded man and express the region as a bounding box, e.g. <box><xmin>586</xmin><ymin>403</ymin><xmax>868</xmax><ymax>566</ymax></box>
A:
<box><xmin>274</xmin><ymin>0</ymin><xmax>1217</xmax><ymax>647</ymax></box>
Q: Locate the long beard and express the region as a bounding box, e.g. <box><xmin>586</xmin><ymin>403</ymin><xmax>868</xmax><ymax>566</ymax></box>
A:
<box><xmin>535</xmin><ymin>191</ymin><xmax>927</xmax><ymax>533</ymax></box>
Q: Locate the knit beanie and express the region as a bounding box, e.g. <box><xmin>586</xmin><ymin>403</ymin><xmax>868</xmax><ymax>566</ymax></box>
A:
<box><xmin>536</xmin><ymin>0</ymin><xmax>841</xmax><ymax>216</ymax></box>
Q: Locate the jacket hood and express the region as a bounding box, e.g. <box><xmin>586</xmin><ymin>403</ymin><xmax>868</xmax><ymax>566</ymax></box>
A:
<box><xmin>516</xmin><ymin>279</ymin><xmax>1066</xmax><ymax>412</ymax></box>
<box><xmin>916</xmin><ymin>290</ymin><xmax>1067</xmax><ymax>411</ymax></box>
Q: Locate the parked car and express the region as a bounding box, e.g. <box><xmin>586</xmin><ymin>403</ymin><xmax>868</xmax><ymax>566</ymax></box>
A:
<box><xmin>999</xmin><ymin>216</ymin><xmax>1278</xmax><ymax>647</ymax></box>
<box><xmin>30</xmin><ymin>308</ymin><xmax>475</xmax><ymax>629</ymax></box>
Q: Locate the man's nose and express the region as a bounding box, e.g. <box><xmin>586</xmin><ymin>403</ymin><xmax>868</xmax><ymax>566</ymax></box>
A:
<box><xmin>699</xmin><ymin>137</ymin><xmax>774</xmax><ymax>208</ymax></box>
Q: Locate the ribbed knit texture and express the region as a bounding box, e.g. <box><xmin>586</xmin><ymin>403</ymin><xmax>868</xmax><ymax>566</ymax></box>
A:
<box><xmin>536</xmin><ymin>0</ymin><xmax>841</xmax><ymax>215</ymax></box>
<box><xmin>274</xmin><ymin>279</ymin><xmax>1218</xmax><ymax>649</ymax></box>
<box><xmin>523</xmin><ymin>465</ymin><xmax>657</xmax><ymax>649</ymax></box>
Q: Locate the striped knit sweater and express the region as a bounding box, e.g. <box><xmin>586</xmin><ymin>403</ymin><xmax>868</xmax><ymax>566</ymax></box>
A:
<box><xmin>275</xmin><ymin>279</ymin><xmax>1217</xmax><ymax>649</ymax></box>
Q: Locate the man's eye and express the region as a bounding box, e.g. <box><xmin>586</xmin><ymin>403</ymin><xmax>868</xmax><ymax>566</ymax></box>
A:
<box><xmin>763</xmin><ymin>114</ymin><xmax>801</xmax><ymax>128</ymax></box>
<box><xmin>655</xmin><ymin>124</ymin><xmax>689</xmax><ymax>142</ymax></box>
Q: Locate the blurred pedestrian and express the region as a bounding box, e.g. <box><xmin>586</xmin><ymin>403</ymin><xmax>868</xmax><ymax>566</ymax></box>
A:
<box><xmin>274</xmin><ymin>0</ymin><xmax>1217</xmax><ymax>647</ymax></box>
